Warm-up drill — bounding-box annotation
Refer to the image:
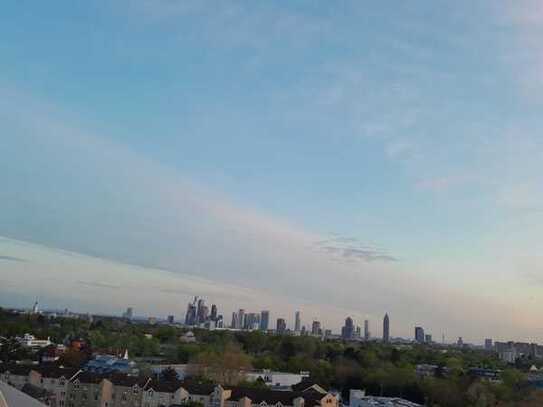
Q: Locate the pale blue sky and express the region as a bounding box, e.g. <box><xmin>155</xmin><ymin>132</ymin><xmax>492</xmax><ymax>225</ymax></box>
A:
<box><xmin>1</xmin><ymin>1</ymin><xmax>543</xmax><ymax>342</ymax></box>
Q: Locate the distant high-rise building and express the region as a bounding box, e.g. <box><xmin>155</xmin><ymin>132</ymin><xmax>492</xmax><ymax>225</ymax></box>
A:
<box><xmin>355</xmin><ymin>326</ymin><xmax>361</xmax><ymax>337</ymax></box>
<box><xmin>324</xmin><ymin>329</ymin><xmax>332</xmax><ymax>337</ymax></box>
<box><xmin>425</xmin><ymin>334</ymin><xmax>432</xmax><ymax>343</ymax></box>
<box><xmin>32</xmin><ymin>300</ymin><xmax>39</xmax><ymax>314</ymax></box>
<box><xmin>311</xmin><ymin>320</ymin><xmax>322</xmax><ymax>336</ymax></box>
<box><xmin>123</xmin><ymin>307</ymin><xmax>133</xmax><ymax>320</ymax></box>
<box><xmin>196</xmin><ymin>298</ymin><xmax>206</xmax><ymax>323</ymax></box>
<box><xmin>237</xmin><ymin>309</ymin><xmax>245</xmax><ymax>330</ymax></box>
<box><xmin>415</xmin><ymin>326</ymin><xmax>425</xmax><ymax>343</ymax></box>
<box><xmin>185</xmin><ymin>297</ymin><xmax>198</xmax><ymax>325</ymax></box>
<box><xmin>231</xmin><ymin>312</ymin><xmax>238</xmax><ymax>329</ymax></box>
<box><xmin>295</xmin><ymin>311</ymin><xmax>301</xmax><ymax>332</ymax></box>
<box><xmin>210</xmin><ymin>304</ymin><xmax>218</xmax><ymax>321</ymax></box>
<box><xmin>244</xmin><ymin>313</ymin><xmax>260</xmax><ymax>330</ymax></box>
<box><xmin>485</xmin><ymin>338</ymin><xmax>493</xmax><ymax>351</ymax></box>
<box><xmin>383</xmin><ymin>314</ymin><xmax>390</xmax><ymax>343</ymax></box>
<box><xmin>167</xmin><ymin>315</ymin><xmax>175</xmax><ymax>324</ymax></box>
<box><xmin>260</xmin><ymin>310</ymin><xmax>270</xmax><ymax>331</ymax></box>
<box><xmin>276</xmin><ymin>318</ymin><xmax>287</xmax><ymax>334</ymax></box>
<box><xmin>364</xmin><ymin>320</ymin><xmax>370</xmax><ymax>340</ymax></box>
<box><xmin>216</xmin><ymin>315</ymin><xmax>224</xmax><ymax>328</ymax></box>
<box><xmin>457</xmin><ymin>337</ymin><xmax>464</xmax><ymax>347</ymax></box>
<box><xmin>342</xmin><ymin>317</ymin><xmax>355</xmax><ymax>340</ymax></box>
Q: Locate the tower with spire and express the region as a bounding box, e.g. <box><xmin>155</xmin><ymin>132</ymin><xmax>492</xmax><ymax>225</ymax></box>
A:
<box><xmin>383</xmin><ymin>313</ymin><xmax>390</xmax><ymax>343</ymax></box>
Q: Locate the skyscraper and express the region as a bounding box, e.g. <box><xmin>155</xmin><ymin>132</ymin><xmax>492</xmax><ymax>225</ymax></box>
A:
<box><xmin>383</xmin><ymin>313</ymin><xmax>390</xmax><ymax>343</ymax></box>
<box><xmin>196</xmin><ymin>298</ymin><xmax>206</xmax><ymax>324</ymax></box>
<box><xmin>276</xmin><ymin>318</ymin><xmax>287</xmax><ymax>334</ymax></box>
<box><xmin>231</xmin><ymin>312</ymin><xmax>238</xmax><ymax>329</ymax></box>
<box><xmin>311</xmin><ymin>320</ymin><xmax>322</xmax><ymax>336</ymax></box>
<box><xmin>364</xmin><ymin>320</ymin><xmax>370</xmax><ymax>341</ymax></box>
<box><xmin>294</xmin><ymin>311</ymin><xmax>301</xmax><ymax>332</ymax></box>
<box><xmin>342</xmin><ymin>316</ymin><xmax>355</xmax><ymax>340</ymax></box>
<box><xmin>237</xmin><ymin>309</ymin><xmax>245</xmax><ymax>329</ymax></box>
<box><xmin>244</xmin><ymin>313</ymin><xmax>260</xmax><ymax>330</ymax></box>
<box><xmin>185</xmin><ymin>297</ymin><xmax>198</xmax><ymax>326</ymax></box>
<box><xmin>210</xmin><ymin>304</ymin><xmax>218</xmax><ymax>321</ymax></box>
<box><xmin>415</xmin><ymin>326</ymin><xmax>425</xmax><ymax>343</ymax></box>
<box><xmin>260</xmin><ymin>310</ymin><xmax>270</xmax><ymax>331</ymax></box>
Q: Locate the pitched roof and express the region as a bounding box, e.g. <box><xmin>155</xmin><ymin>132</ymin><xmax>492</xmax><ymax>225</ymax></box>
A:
<box><xmin>145</xmin><ymin>379</ymin><xmax>184</xmax><ymax>393</ymax></box>
<box><xmin>226</xmin><ymin>387</ymin><xmax>326</xmax><ymax>405</ymax></box>
<box><xmin>291</xmin><ymin>380</ymin><xmax>327</xmax><ymax>394</ymax></box>
<box><xmin>107</xmin><ymin>374</ymin><xmax>150</xmax><ymax>388</ymax></box>
<box><xmin>144</xmin><ymin>379</ymin><xmax>215</xmax><ymax>395</ymax></box>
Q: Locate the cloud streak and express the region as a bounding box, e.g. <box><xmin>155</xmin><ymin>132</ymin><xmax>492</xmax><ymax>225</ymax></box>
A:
<box><xmin>0</xmin><ymin>255</ymin><xmax>27</xmax><ymax>263</ymax></box>
<box><xmin>315</xmin><ymin>236</ymin><xmax>398</xmax><ymax>263</ymax></box>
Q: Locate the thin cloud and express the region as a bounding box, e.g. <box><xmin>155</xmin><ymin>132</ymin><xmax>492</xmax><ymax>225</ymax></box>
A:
<box><xmin>315</xmin><ymin>236</ymin><xmax>398</xmax><ymax>263</ymax></box>
<box><xmin>77</xmin><ymin>281</ymin><xmax>121</xmax><ymax>290</ymax></box>
<box><xmin>0</xmin><ymin>255</ymin><xmax>27</xmax><ymax>263</ymax></box>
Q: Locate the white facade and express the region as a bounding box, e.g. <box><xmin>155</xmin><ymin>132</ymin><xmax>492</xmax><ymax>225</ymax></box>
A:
<box><xmin>244</xmin><ymin>370</ymin><xmax>309</xmax><ymax>388</ymax></box>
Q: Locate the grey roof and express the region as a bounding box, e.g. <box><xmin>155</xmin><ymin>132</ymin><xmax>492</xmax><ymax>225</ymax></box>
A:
<box><xmin>353</xmin><ymin>397</ymin><xmax>422</xmax><ymax>407</ymax></box>
<box><xmin>0</xmin><ymin>381</ymin><xmax>48</xmax><ymax>407</ymax></box>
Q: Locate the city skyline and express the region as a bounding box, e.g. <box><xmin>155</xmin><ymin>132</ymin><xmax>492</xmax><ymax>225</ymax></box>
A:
<box><xmin>11</xmin><ymin>295</ymin><xmax>511</xmax><ymax>348</ymax></box>
<box><xmin>2</xmin><ymin>1</ymin><xmax>543</xmax><ymax>344</ymax></box>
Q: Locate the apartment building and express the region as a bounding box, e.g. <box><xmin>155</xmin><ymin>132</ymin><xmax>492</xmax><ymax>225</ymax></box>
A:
<box><xmin>0</xmin><ymin>364</ymin><xmax>339</xmax><ymax>407</ymax></box>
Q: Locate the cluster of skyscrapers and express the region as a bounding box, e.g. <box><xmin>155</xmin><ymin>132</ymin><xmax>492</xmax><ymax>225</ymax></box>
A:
<box><xmin>340</xmin><ymin>314</ymin><xmax>384</xmax><ymax>342</ymax></box>
<box><xmin>181</xmin><ymin>297</ymin><xmax>425</xmax><ymax>346</ymax></box>
<box><xmin>184</xmin><ymin>296</ymin><xmax>224</xmax><ymax>328</ymax></box>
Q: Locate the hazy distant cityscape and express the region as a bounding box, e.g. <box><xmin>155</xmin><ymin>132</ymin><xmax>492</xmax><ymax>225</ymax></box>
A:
<box><xmin>20</xmin><ymin>296</ymin><xmax>543</xmax><ymax>366</ymax></box>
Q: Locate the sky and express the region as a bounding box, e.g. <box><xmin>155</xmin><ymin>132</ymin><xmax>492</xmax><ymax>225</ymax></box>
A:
<box><xmin>1</xmin><ymin>1</ymin><xmax>543</xmax><ymax>344</ymax></box>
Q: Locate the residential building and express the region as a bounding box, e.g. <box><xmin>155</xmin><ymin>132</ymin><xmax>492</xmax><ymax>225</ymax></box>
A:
<box><xmin>364</xmin><ymin>320</ymin><xmax>370</xmax><ymax>341</ymax></box>
<box><xmin>244</xmin><ymin>370</ymin><xmax>310</xmax><ymax>389</ymax></box>
<box><xmin>485</xmin><ymin>338</ymin><xmax>493</xmax><ymax>351</ymax></box>
<box><xmin>0</xmin><ymin>366</ymin><xmax>339</xmax><ymax>407</ymax></box>
<box><xmin>17</xmin><ymin>334</ymin><xmax>52</xmax><ymax>350</ymax></box>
